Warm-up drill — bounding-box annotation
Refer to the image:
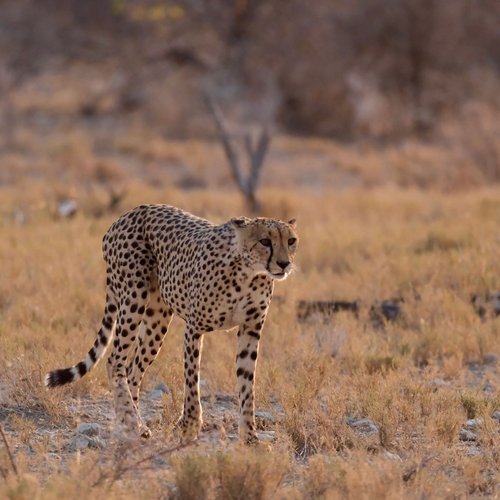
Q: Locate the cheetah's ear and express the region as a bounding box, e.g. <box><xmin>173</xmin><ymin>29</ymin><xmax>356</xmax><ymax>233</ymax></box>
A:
<box><xmin>288</xmin><ymin>218</ymin><xmax>297</xmax><ymax>228</ymax></box>
<box><xmin>230</xmin><ymin>217</ymin><xmax>251</xmax><ymax>228</ymax></box>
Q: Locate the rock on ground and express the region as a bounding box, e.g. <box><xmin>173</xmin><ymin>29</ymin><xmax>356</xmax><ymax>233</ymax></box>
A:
<box><xmin>346</xmin><ymin>417</ymin><xmax>380</xmax><ymax>436</ymax></box>
<box><xmin>77</xmin><ymin>422</ymin><xmax>101</xmax><ymax>436</ymax></box>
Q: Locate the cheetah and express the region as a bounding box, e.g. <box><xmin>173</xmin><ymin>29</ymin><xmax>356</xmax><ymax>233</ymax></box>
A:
<box><xmin>45</xmin><ymin>204</ymin><xmax>298</xmax><ymax>443</ymax></box>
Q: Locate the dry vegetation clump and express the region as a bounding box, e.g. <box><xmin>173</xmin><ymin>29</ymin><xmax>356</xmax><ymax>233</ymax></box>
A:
<box><xmin>1</xmin><ymin>182</ymin><xmax>499</xmax><ymax>498</ymax></box>
<box><xmin>171</xmin><ymin>449</ymin><xmax>289</xmax><ymax>500</ymax></box>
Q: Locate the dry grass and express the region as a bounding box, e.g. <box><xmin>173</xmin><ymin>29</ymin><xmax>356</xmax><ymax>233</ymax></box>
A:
<box><xmin>3</xmin><ymin>107</ymin><xmax>500</xmax><ymax>193</ymax></box>
<box><xmin>1</xmin><ymin>180</ymin><xmax>499</xmax><ymax>498</ymax></box>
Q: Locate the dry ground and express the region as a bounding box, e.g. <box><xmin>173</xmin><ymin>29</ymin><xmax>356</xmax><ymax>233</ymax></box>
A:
<box><xmin>0</xmin><ymin>179</ymin><xmax>499</xmax><ymax>498</ymax></box>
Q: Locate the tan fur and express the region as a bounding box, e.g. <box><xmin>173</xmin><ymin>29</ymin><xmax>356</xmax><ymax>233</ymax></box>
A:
<box><xmin>46</xmin><ymin>205</ymin><xmax>298</xmax><ymax>443</ymax></box>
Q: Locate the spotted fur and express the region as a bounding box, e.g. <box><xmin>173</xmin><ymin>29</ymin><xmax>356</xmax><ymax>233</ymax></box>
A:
<box><xmin>45</xmin><ymin>204</ymin><xmax>298</xmax><ymax>443</ymax></box>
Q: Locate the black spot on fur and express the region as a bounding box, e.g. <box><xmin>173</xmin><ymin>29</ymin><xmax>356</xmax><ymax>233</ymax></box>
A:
<box><xmin>77</xmin><ymin>361</ymin><xmax>87</xmax><ymax>377</ymax></box>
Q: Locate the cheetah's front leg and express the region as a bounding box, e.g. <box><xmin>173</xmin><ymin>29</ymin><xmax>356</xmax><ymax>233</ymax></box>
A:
<box><xmin>236</xmin><ymin>313</ymin><xmax>267</xmax><ymax>444</ymax></box>
<box><xmin>177</xmin><ymin>326</ymin><xmax>203</xmax><ymax>442</ymax></box>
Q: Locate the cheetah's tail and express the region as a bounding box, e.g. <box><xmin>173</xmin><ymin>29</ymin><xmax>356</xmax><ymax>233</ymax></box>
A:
<box><xmin>44</xmin><ymin>309</ymin><xmax>117</xmax><ymax>388</ymax></box>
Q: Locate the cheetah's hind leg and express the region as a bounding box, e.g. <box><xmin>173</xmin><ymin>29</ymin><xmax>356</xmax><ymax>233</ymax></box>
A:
<box><xmin>127</xmin><ymin>282</ymin><xmax>173</xmax><ymax>438</ymax></box>
<box><xmin>106</xmin><ymin>288</ymin><xmax>153</xmax><ymax>439</ymax></box>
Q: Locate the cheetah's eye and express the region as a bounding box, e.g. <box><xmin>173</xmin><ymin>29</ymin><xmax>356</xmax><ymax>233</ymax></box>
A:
<box><xmin>259</xmin><ymin>238</ymin><xmax>272</xmax><ymax>247</ymax></box>
<box><xmin>288</xmin><ymin>237</ymin><xmax>297</xmax><ymax>246</ymax></box>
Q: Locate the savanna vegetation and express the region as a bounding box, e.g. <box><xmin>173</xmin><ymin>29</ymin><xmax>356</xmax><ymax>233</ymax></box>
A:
<box><xmin>1</xmin><ymin>181</ymin><xmax>499</xmax><ymax>498</ymax></box>
<box><xmin>1</xmin><ymin>1</ymin><xmax>499</xmax><ymax>498</ymax></box>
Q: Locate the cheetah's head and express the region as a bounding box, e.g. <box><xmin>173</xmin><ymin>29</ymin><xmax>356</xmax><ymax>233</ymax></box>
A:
<box><xmin>230</xmin><ymin>217</ymin><xmax>298</xmax><ymax>281</ymax></box>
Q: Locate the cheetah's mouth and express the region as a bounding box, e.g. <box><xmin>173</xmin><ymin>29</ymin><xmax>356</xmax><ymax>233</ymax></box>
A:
<box><xmin>264</xmin><ymin>265</ymin><xmax>290</xmax><ymax>280</ymax></box>
<box><xmin>270</xmin><ymin>271</ymin><xmax>287</xmax><ymax>280</ymax></box>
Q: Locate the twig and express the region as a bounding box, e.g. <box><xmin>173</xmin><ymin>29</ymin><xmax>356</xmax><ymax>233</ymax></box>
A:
<box><xmin>204</xmin><ymin>96</ymin><xmax>247</xmax><ymax>193</ymax></box>
<box><xmin>92</xmin><ymin>439</ymin><xmax>193</xmax><ymax>488</ymax></box>
<box><xmin>0</xmin><ymin>425</ymin><xmax>18</xmax><ymax>476</ymax></box>
<box><xmin>107</xmin><ymin>185</ymin><xmax>127</xmax><ymax>213</ymax></box>
<box><xmin>246</xmin><ymin>128</ymin><xmax>270</xmax><ymax>194</ymax></box>
<box><xmin>118</xmin><ymin>439</ymin><xmax>193</xmax><ymax>474</ymax></box>
<box><xmin>204</xmin><ymin>95</ymin><xmax>270</xmax><ymax>213</ymax></box>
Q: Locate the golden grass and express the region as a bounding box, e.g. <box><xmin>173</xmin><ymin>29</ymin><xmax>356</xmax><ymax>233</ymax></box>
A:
<box><xmin>0</xmin><ymin>182</ymin><xmax>499</xmax><ymax>498</ymax></box>
<box><xmin>3</xmin><ymin>112</ymin><xmax>499</xmax><ymax>192</ymax></box>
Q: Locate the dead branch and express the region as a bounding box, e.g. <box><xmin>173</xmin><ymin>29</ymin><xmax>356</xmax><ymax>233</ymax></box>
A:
<box><xmin>91</xmin><ymin>439</ymin><xmax>192</xmax><ymax>489</ymax></box>
<box><xmin>245</xmin><ymin>128</ymin><xmax>270</xmax><ymax>194</ymax></box>
<box><xmin>106</xmin><ymin>185</ymin><xmax>127</xmax><ymax>213</ymax></box>
<box><xmin>0</xmin><ymin>425</ymin><xmax>18</xmax><ymax>476</ymax></box>
<box><xmin>204</xmin><ymin>95</ymin><xmax>271</xmax><ymax>213</ymax></box>
<box><xmin>90</xmin><ymin>184</ymin><xmax>127</xmax><ymax>218</ymax></box>
<box><xmin>204</xmin><ymin>96</ymin><xmax>246</xmax><ymax>192</ymax></box>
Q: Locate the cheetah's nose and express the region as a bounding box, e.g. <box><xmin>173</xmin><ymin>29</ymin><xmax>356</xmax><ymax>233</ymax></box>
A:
<box><xmin>277</xmin><ymin>261</ymin><xmax>290</xmax><ymax>270</ymax></box>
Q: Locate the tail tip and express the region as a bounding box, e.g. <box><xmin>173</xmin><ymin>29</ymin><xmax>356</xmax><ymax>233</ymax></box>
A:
<box><xmin>44</xmin><ymin>368</ymin><xmax>74</xmax><ymax>388</ymax></box>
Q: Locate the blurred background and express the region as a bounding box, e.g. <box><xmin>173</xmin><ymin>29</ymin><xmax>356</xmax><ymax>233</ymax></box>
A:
<box><xmin>1</xmin><ymin>0</ymin><xmax>499</xmax><ymax>203</ymax></box>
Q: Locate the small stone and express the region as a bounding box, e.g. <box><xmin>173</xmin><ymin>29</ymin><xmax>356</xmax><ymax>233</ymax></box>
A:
<box><xmin>271</xmin><ymin>402</ymin><xmax>285</xmax><ymax>418</ymax></box>
<box><xmin>466</xmin><ymin>447</ymin><xmax>482</xmax><ymax>457</ymax></box>
<box><xmin>384</xmin><ymin>451</ymin><xmax>402</xmax><ymax>461</ymax></box>
<box><xmin>255</xmin><ymin>410</ymin><xmax>275</xmax><ymax>422</ymax></box>
<box><xmin>69</xmin><ymin>425</ymin><xmax>106</xmax><ymax>451</ymax></box>
<box><xmin>13</xmin><ymin>210</ymin><xmax>26</xmax><ymax>225</ymax></box>
<box><xmin>491</xmin><ymin>411</ymin><xmax>500</xmax><ymax>422</ymax></box>
<box><xmin>58</xmin><ymin>199</ymin><xmax>78</xmax><ymax>218</ymax></box>
<box><xmin>256</xmin><ymin>431</ymin><xmax>276</xmax><ymax>442</ymax></box>
<box><xmin>380</xmin><ymin>301</ymin><xmax>403</xmax><ymax>321</ymax></box>
<box><xmin>483</xmin><ymin>353</ymin><xmax>498</xmax><ymax>365</ymax></box>
<box><xmin>153</xmin><ymin>383</ymin><xmax>169</xmax><ymax>393</ymax></box>
<box><xmin>77</xmin><ymin>422</ymin><xmax>100</xmax><ymax>436</ymax></box>
<box><xmin>471</xmin><ymin>292</ymin><xmax>500</xmax><ymax>320</ymax></box>
<box><xmin>369</xmin><ymin>298</ymin><xmax>404</xmax><ymax>328</ymax></box>
<box><xmin>148</xmin><ymin>390</ymin><xmax>164</xmax><ymax>400</ymax></box>
<box><xmin>483</xmin><ymin>383</ymin><xmax>495</xmax><ymax>395</ymax></box>
<box><xmin>347</xmin><ymin>417</ymin><xmax>379</xmax><ymax>436</ymax></box>
<box><xmin>148</xmin><ymin>384</ymin><xmax>169</xmax><ymax>400</ymax></box>
<box><xmin>68</xmin><ymin>435</ymin><xmax>91</xmax><ymax>452</ymax></box>
<box><xmin>87</xmin><ymin>436</ymin><xmax>106</xmax><ymax>449</ymax></box>
<box><xmin>150</xmin><ymin>456</ymin><xmax>169</xmax><ymax>467</ymax></box>
<box><xmin>215</xmin><ymin>393</ymin><xmax>236</xmax><ymax>404</ymax></box>
<box><xmin>459</xmin><ymin>428</ymin><xmax>477</xmax><ymax>442</ymax></box>
<box><xmin>465</xmin><ymin>418</ymin><xmax>483</xmax><ymax>430</ymax></box>
<box><xmin>431</xmin><ymin>378</ymin><xmax>448</xmax><ymax>387</ymax></box>
<box><xmin>70</xmin><ymin>435</ymin><xmax>106</xmax><ymax>452</ymax></box>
